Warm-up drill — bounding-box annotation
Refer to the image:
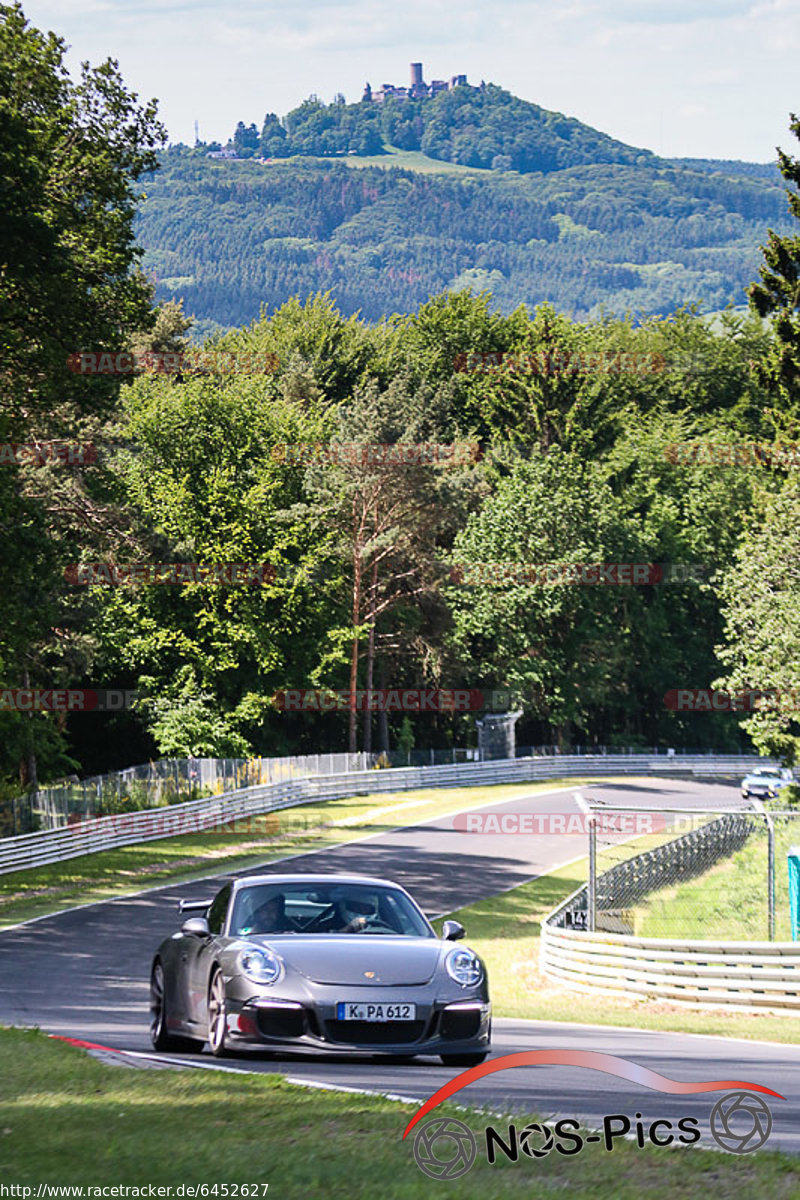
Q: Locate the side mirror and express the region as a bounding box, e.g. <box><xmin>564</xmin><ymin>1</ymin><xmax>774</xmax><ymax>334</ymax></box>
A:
<box><xmin>442</xmin><ymin>919</ymin><xmax>465</xmax><ymax>941</ymax></box>
<box><xmin>181</xmin><ymin>916</ymin><xmax>211</xmax><ymax>938</ymax></box>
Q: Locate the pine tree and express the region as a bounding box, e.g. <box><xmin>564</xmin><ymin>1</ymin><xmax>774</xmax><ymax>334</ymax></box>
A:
<box><xmin>748</xmin><ymin>114</ymin><xmax>800</xmax><ymax>418</ymax></box>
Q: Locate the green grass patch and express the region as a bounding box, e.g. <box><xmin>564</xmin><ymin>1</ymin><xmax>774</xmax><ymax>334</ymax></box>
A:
<box><xmin>294</xmin><ymin>145</ymin><xmax>494</xmax><ymax>175</ymax></box>
<box><xmin>2</xmin><ymin>1028</ymin><xmax>799</xmax><ymax>1196</ymax></box>
<box><xmin>634</xmin><ymin>818</ymin><xmax>798</xmax><ymax>941</ymax></box>
<box><xmin>439</xmin><ymin>848</ymin><xmax>800</xmax><ymax>1044</ymax></box>
<box><xmin>0</xmin><ymin>779</ymin><xmax>594</xmax><ymax>929</ymax></box>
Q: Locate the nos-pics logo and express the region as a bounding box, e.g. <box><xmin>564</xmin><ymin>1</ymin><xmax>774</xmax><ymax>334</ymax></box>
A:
<box><xmin>404</xmin><ymin>1050</ymin><xmax>783</xmax><ymax>1180</ymax></box>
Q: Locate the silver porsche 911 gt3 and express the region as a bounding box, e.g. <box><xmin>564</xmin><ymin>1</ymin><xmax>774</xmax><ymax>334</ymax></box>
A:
<box><xmin>149</xmin><ymin>873</ymin><xmax>491</xmax><ymax>1064</ymax></box>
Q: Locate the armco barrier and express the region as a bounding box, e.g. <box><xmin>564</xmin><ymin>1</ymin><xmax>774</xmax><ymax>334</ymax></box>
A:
<box><xmin>540</xmin><ymin>792</ymin><xmax>800</xmax><ymax>1013</ymax></box>
<box><xmin>0</xmin><ymin>753</ymin><xmax>773</xmax><ymax>876</ymax></box>
<box><xmin>540</xmin><ymin>919</ymin><xmax>800</xmax><ymax>1012</ymax></box>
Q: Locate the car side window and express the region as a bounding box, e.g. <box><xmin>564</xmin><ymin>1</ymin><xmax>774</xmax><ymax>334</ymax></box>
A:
<box><xmin>207</xmin><ymin>884</ymin><xmax>232</xmax><ymax>935</ymax></box>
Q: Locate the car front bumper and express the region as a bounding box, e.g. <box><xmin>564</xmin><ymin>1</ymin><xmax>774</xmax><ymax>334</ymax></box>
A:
<box><xmin>223</xmin><ymin>992</ymin><xmax>491</xmax><ymax>1055</ymax></box>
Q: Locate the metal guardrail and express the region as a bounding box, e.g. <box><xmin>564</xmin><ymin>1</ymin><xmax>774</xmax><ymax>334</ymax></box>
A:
<box><xmin>540</xmin><ymin>922</ymin><xmax>800</xmax><ymax>1012</ymax></box>
<box><xmin>0</xmin><ymin>753</ymin><xmax>772</xmax><ymax>876</ymax></box>
<box><xmin>4</xmin><ymin>746</ymin><xmax>762</xmax><ymax>835</ymax></box>
<box><xmin>2</xmin><ymin>752</ymin><xmax>374</xmax><ymax>836</ymax></box>
<box><xmin>541</xmin><ymin>796</ymin><xmax>800</xmax><ymax>1013</ymax></box>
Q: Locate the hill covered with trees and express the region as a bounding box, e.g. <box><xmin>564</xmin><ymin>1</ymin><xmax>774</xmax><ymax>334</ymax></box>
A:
<box><xmin>137</xmin><ymin>148</ymin><xmax>793</xmax><ymax>329</ymax></box>
<box><xmin>233</xmin><ymin>83</ymin><xmax>657</xmax><ymax>173</ymax></box>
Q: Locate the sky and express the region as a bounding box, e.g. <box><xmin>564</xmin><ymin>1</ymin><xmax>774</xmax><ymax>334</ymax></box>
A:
<box><xmin>20</xmin><ymin>0</ymin><xmax>800</xmax><ymax>162</ymax></box>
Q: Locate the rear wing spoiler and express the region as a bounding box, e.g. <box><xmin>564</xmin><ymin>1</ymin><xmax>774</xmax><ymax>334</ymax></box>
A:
<box><xmin>178</xmin><ymin>898</ymin><xmax>212</xmax><ymax>914</ymax></box>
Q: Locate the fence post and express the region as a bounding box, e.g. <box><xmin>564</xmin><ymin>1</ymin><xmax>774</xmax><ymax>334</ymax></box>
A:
<box><xmin>588</xmin><ymin>814</ymin><xmax>597</xmax><ymax>933</ymax></box>
<box><xmin>768</xmin><ymin>815</ymin><xmax>775</xmax><ymax>941</ymax></box>
<box><xmin>752</xmin><ymin>800</ymin><xmax>775</xmax><ymax>941</ymax></box>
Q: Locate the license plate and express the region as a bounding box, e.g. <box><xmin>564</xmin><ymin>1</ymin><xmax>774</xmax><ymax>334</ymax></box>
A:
<box><xmin>336</xmin><ymin>1002</ymin><xmax>416</xmax><ymax>1021</ymax></box>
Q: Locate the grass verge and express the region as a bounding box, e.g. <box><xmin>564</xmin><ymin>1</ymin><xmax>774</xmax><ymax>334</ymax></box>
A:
<box><xmin>2</xmin><ymin>1027</ymin><xmax>799</xmax><ymax>1197</ymax></box>
<box><xmin>439</xmin><ymin>855</ymin><xmax>800</xmax><ymax>1044</ymax></box>
<box><xmin>634</xmin><ymin>818</ymin><xmax>799</xmax><ymax>941</ymax></box>
<box><xmin>0</xmin><ymin>778</ymin><xmax>594</xmax><ymax>929</ymax></box>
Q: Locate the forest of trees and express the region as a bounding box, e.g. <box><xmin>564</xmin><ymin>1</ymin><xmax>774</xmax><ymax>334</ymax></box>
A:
<box><xmin>136</xmin><ymin>151</ymin><xmax>793</xmax><ymax>330</ymax></box>
<box><xmin>2</xmin><ymin>3</ymin><xmax>800</xmax><ymax>808</ymax></box>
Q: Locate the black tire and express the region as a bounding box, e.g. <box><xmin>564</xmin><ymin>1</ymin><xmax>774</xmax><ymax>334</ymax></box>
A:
<box><xmin>207</xmin><ymin>967</ymin><xmax>230</xmax><ymax>1057</ymax></box>
<box><xmin>439</xmin><ymin>1051</ymin><xmax>489</xmax><ymax>1067</ymax></box>
<box><xmin>150</xmin><ymin>961</ymin><xmax>201</xmax><ymax>1053</ymax></box>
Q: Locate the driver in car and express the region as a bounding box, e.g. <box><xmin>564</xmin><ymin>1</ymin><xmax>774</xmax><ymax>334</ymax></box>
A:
<box><xmin>305</xmin><ymin>892</ymin><xmax>376</xmax><ymax>933</ymax></box>
<box><xmin>336</xmin><ymin>894</ymin><xmax>377</xmax><ymax>933</ymax></box>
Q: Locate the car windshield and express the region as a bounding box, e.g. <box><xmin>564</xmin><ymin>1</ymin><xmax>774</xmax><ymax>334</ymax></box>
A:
<box><xmin>228</xmin><ymin>882</ymin><xmax>433</xmax><ymax>937</ymax></box>
<box><xmin>753</xmin><ymin>769</ymin><xmax>781</xmax><ymax>778</ymax></box>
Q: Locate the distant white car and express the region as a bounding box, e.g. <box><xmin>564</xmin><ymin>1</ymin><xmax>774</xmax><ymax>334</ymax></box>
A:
<box><xmin>740</xmin><ymin>766</ymin><xmax>794</xmax><ymax>801</ymax></box>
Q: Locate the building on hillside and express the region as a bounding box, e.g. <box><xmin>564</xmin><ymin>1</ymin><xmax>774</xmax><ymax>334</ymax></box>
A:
<box><xmin>365</xmin><ymin>63</ymin><xmax>469</xmax><ymax>102</ymax></box>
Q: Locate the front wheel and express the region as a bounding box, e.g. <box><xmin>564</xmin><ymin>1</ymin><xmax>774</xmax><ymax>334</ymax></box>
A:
<box><xmin>207</xmin><ymin>968</ymin><xmax>230</xmax><ymax>1057</ymax></box>
<box><xmin>439</xmin><ymin>1051</ymin><xmax>489</xmax><ymax>1067</ymax></box>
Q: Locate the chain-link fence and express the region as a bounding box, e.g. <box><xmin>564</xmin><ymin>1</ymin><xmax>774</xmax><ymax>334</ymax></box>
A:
<box><xmin>1</xmin><ymin>745</ymin><xmax>774</xmax><ymax>839</ymax></box>
<box><xmin>0</xmin><ymin>753</ymin><xmax>372</xmax><ymax>836</ymax></box>
<box><xmin>0</xmin><ymin>744</ymin><xmax>699</xmax><ymax>837</ymax></box>
<box><xmin>554</xmin><ymin>804</ymin><xmax>800</xmax><ymax>942</ymax></box>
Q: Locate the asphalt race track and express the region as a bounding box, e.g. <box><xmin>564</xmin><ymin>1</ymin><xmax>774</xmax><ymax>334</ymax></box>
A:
<box><xmin>3</xmin><ymin>777</ymin><xmax>799</xmax><ymax>1153</ymax></box>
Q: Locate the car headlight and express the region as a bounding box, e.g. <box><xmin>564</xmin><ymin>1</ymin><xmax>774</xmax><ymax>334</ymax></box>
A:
<box><xmin>446</xmin><ymin>947</ymin><xmax>483</xmax><ymax>986</ymax></box>
<box><xmin>238</xmin><ymin>946</ymin><xmax>284</xmax><ymax>985</ymax></box>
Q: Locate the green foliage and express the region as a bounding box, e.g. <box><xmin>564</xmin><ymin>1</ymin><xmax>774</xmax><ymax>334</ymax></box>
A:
<box><xmin>136</xmin><ymin>152</ymin><xmax>793</xmax><ymax>327</ymax></box>
<box><xmin>748</xmin><ymin>113</ymin><xmax>800</xmax><ymax>421</ymax></box>
<box><xmin>714</xmin><ymin>475</ymin><xmax>800</xmax><ymax>763</ymax></box>
<box><xmin>90</xmin><ymin>334</ymin><xmax>345</xmax><ymax>757</ymax></box>
<box><xmin>247</xmin><ymin>83</ymin><xmax>655</xmax><ymax>173</ymax></box>
<box><xmin>0</xmin><ymin>1</ymin><xmax>166</xmax><ymax>787</ymax></box>
<box><xmin>3</xmin><ymin>4</ymin><xmax>798</xmax><ymax>776</ymax></box>
<box><xmin>397</xmin><ymin>717</ymin><xmax>415</xmax><ymax>755</ymax></box>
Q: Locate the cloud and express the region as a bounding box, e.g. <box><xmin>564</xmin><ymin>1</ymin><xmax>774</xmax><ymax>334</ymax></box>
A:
<box><xmin>19</xmin><ymin>0</ymin><xmax>800</xmax><ymax>158</ymax></box>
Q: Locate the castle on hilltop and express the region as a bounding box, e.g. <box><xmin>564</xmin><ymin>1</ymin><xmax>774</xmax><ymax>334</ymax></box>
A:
<box><xmin>362</xmin><ymin>62</ymin><xmax>474</xmax><ymax>103</ymax></box>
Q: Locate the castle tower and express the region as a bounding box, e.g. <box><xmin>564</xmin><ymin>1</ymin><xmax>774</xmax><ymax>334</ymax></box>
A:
<box><xmin>410</xmin><ymin>62</ymin><xmax>423</xmax><ymax>87</ymax></box>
